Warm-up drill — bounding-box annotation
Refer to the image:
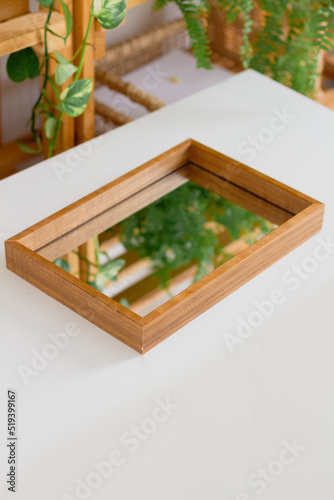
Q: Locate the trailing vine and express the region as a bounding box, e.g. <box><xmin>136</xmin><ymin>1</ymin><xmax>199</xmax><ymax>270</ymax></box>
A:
<box><xmin>6</xmin><ymin>0</ymin><xmax>127</xmax><ymax>157</ymax></box>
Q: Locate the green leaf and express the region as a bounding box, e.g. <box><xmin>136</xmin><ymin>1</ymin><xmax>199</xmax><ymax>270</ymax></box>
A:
<box><xmin>59</xmin><ymin>0</ymin><xmax>73</xmax><ymax>41</ymax></box>
<box><xmin>38</xmin><ymin>0</ymin><xmax>53</xmax><ymax>6</ymax></box>
<box><xmin>44</xmin><ymin>116</ymin><xmax>58</xmax><ymax>139</ymax></box>
<box><xmin>95</xmin><ymin>0</ymin><xmax>127</xmax><ymax>30</ymax></box>
<box><xmin>94</xmin><ymin>259</ymin><xmax>125</xmax><ymax>289</ymax></box>
<box><xmin>92</xmin><ymin>0</ymin><xmax>104</xmax><ymax>15</ymax></box>
<box><xmin>18</xmin><ymin>137</ymin><xmax>42</xmax><ymax>155</ymax></box>
<box><xmin>55</xmin><ymin>61</ymin><xmax>78</xmax><ymax>85</ymax></box>
<box><xmin>36</xmin><ymin>102</ymin><xmax>49</xmax><ymax>112</ymax></box>
<box><xmin>7</xmin><ymin>48</ymin><xmax>40</xmax><ymax>83</ymax></box>
<box><xmin>54</xmin><ymin>50</ymin><xmax>70</xmax><ymax>65</ymax></box>
<box><xmin>119</xmin><ymin>298</ymin><xmax>130</xmax><ymax>309</ymax></box>
<box><xmin>53</xmin><ymin>258</ymin><xmax>71</xmax><ymax>273</ymax></box>
<box><xmin>101</xmin><ymin>259</ymin><xmax>125</xmax><ymax>280</ymax></box>
<box><xmin>60</xmin><ymin>79</ymin><xmax>93</xmax><ymax>117</ymax></box>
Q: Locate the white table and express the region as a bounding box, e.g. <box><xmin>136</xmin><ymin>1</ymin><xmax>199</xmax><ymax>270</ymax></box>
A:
<box><xmin>1</xmin><ymin>70</ymin><xmax>334</xmax><ymax>500</ymax></box>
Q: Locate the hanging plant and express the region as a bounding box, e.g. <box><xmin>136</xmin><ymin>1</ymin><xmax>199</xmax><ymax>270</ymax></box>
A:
<box><xmin>6</xmin><ymin>0</ymin><xmax>127</xmax><ymax>157</ymax></box>
<box><xmin>154</xmin><ymin>0</ymin><xmax>334</xmax><ymax>97</ymax></box>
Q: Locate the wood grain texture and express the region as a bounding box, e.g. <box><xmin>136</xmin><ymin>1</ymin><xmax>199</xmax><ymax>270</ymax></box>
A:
<box><xmin>94</xmin><ymin>19</ymin><xmax>106</xmax><ymax>60</ymax></box>
<box><xmin>5</xmin><ymin>140</ymin><xmax>325</xmax><ymax>353</ymax></box>
<box><xmin>73</xmin><ymin>0</ymin><xmax>95</xmax><ymax>144</ymax></box>
<box><xmin>190</xmin><ymin>140</ymin><xmax>317</xmax><ymax>215</ymax></box>
<box><xmin>0</xmin><ymin>0</ymin><xmax>29</xmax><ymax>23</ymax></box>
<box><xmin>142</xmin><ymin>202</ymin><xmax>325</xmax><ymax>353</ymax></box>
<box><xmin>0</xmin><ymin>10</ymin><xmax>66</xmax><ymax>57</ymax></box>
<box><xmin>36</xmin><ymin>165</ymin><xmax>190</xmax><ymax>261</ymax></box>
<box><xmin>5</xmin><ymin>241</ymin><xmax>144</xmax><ymax>353</ymax></box>
<box><xmin>187</xmin><ymin>163</ymin><xmax>292</xmax><ymax>225</ymax></box>
<box><xmin>0</xmin><ymin>137</ymin><xmax>42</xmax><ymax>180</ymax></box>
<box><xmin>13</xmin><ymin>140</ymin><xmax>192</xmax><ymax>251</ymax></box>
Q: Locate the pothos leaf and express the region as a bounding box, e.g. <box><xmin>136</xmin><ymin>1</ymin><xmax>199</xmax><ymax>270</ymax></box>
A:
<box><xmin>94</xmin><ymin>259</ymin><xmax>125</xmax><ymax>290</ymax></box>
<box><xmin>94</xmin><ymin>0</ymin><xmax>127</xmax><ymax>30</ymax></box>
<box><xmin>119</xmin><ymin>298</ymin><xmax>130</xmax><ymax>309</ymax></box>
<box><xmin>59</xmin><ymin>0</ymin><xmax>73</xmax><ymax>41</ymax></box>
<box><xmin>55</xmin><ymin>58</ymin><xmax>78</xmax><ymax>85</ymax></box>
<box><xmin>54</xmin><ymin>50</ymin><xmax>70</xmax><ymax>65</ymax></box>
<box><xmin>7</xmin><ymin>48</ymin><xmax>40</xmax><ymax>83</ymax></box>
<box><xmin>44</xmin><ymin>116</ymin><xmax>58</xmax><ymax>140</ymax></box>
<box><xmin>60</xmin><ymin>79</ymin><xmax>93</xmax><ymax>117</ymax></box>
<box><xmin>92</xmin><ymin>0</ymin><xmax>103</xmax><ymax>15</ymax></box>
<box><xmin>18</xmin><ymin>137</ymin><xmax>42</xmax><ymax>155</ymax></box>
<box><xmin>35</xmin><ymin>102</ymin><xmax>50</xmax><ymax>113</ymax></box>
<box><xmin>38</xmin><ymin>0</ymin><xmax>53</xmax><ymax>6</ymax></box>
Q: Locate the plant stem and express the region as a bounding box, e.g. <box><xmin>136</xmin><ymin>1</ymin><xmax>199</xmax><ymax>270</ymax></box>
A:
<box><xmin>49</xmin><ymin>12</ymin><xmax>95</xmax><ymax>157</ymax></box>
<box><xmin>74</xmin><ymin>13</ymin><xmax>95</xmax><ymax>83</ymax></box>
<box><xmin>31</xmin><ymin>0</ymin><xmax>55</xmax><ymax>150</ymax></box>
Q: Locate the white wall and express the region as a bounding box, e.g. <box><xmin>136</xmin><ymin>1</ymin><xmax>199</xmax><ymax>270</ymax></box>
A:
<box><xmin>0</xmin><ymin>1</ymin><xmax>181</xmax><ymax>145</ymax></box>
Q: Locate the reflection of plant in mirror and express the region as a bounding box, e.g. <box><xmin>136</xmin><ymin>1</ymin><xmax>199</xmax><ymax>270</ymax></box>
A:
<box><xmin>6</xmin><ymin>0</ymin><xmax>127</xmax><ymax>157</ymax></box>
<box><xmin>118</xmin><ymin>181</ymin><xmax>274</xmax><ymax>289</ymax></box>
<box><xmin>54</xmin><ymin>236</ymin><xmax>125</xmax><ymax>292</ymax></box>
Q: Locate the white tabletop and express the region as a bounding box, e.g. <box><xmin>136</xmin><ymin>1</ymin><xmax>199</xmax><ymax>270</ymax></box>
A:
<box><xmin>1</xmin><ymin>69</ymin><xmax>334</xmax><ymax>500</ymax></box>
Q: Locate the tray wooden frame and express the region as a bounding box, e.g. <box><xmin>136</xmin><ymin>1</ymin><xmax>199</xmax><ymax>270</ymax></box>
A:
<box><xmin>5</xmin><ymin>140</ymin><xmax>325</xmax><ymax>353</ymax></box>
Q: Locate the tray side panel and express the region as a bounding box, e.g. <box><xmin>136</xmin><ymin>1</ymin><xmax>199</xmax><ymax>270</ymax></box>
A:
<box><xmin>5</xmin><ymin>242</ymin><xmax>144</xmax><ymax>353</ymax></box>
<box><xmin>190</xmin><ymin>141</ymin><xmax>317</xmax><ymax>214</ymax></box>
<box><xmin>12</xmin><ymin>139</ymin><xmax>193</xmax><ymax>251</ymax></box>
<box><xmin>142</xmin><ymin>202</ymin><xmax>325</xmax><ymax>353</ymax></box>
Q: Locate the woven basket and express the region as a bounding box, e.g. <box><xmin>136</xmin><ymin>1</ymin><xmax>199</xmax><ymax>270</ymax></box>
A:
<box><xmin>94</xmin><ymin>15</ymin><xmax>245</xmax><ymax>134</ymax></box>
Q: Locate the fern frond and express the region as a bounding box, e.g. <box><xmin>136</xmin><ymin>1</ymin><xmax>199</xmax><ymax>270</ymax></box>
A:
<box><xmin>217</xmin><ymin>0</ymin><xmax>334</xmax><ymax>97</ymax></box>
<box><xmin>217</xmin><ymin>0</ymin><xmax>255</xmax><ymax>67</ymax></box>
<box><xmin>153</xmin><ymin>0</ymin><xmax>212</xmax><ymax>69</ymax></box>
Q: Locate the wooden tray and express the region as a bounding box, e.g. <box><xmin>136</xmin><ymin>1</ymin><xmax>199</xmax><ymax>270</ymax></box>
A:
<box><xmin>5</xmin><ymin>140</ymin><xmax>325</xmax><ymax>353</ymax></box>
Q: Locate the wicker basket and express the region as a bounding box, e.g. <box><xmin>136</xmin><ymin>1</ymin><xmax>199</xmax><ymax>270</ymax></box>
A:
<box><xmin>94</xmin><ymin>15</ymin><xmax>245</xmax><ymax>134</ymax></box>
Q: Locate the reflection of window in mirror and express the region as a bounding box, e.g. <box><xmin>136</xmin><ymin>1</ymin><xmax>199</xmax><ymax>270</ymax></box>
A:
<box><xmin>54</xmin><ymin>181</ymin><xmax>276</xmax><ymax>317</ymax></box>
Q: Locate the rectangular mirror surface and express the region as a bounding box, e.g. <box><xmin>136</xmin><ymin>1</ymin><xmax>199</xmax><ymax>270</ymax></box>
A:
<box><xmin>52</xmin><ymin>179</ymin><xmax>276</xmax><ymax>317</ymax></box>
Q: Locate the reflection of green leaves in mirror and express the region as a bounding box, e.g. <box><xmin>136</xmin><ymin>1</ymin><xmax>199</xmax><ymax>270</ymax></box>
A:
<box><xmin>93</xmin><ymin>0</ymin><xmax>127</xmax><ymax>29</ymax></box>
<box><xmin>7</xmin><ymin>48</ymin><xmax>40</xmax><ymax>83</ymax></box>
<box><xmin>60</xmin><ymin>79</ymin><xmax>93</xmax><ymax>117</ymax></box>
<box><xmin>54</xmin><ymin>50</ymin><xmax>78</xmax><ymax>85</ymax></box>
<box><xmin>53</xmin><ymin>258</ymin><xmax>71</xmax><ymax>273</ymax></box>
<box><xmin>119</xmin><ymin>182</ymin><xmax>274</xmax><ymax>289</ymax></box>
<box><xmin>119</xmin><ymin>297</ymin><xmax>131</xmax><ymax>309</ymax></box>
<box><xmin>94</xmin><ymin>259</ymin><xmax>126</xmax><ymax>291</ymax></box>
<box><xmin>54</xmin><ymin>251</ymin><xmax>125</xmax><ymax>293</ymax></box>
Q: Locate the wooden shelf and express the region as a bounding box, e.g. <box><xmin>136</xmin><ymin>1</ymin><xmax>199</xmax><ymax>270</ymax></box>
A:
<box><xmin>0</xmin><ymin>10</ymin><xmax>67</xmax><ymax>58</ymax></box>
<box><xmin>0</xmin><ymin>136</ymin><xmax>41</xmax><ymax>180</ymax></box>
<box><xmin>0</xmin><ymin>0</ymin><xmax>30</xmax><ymax>23</ymax></box>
